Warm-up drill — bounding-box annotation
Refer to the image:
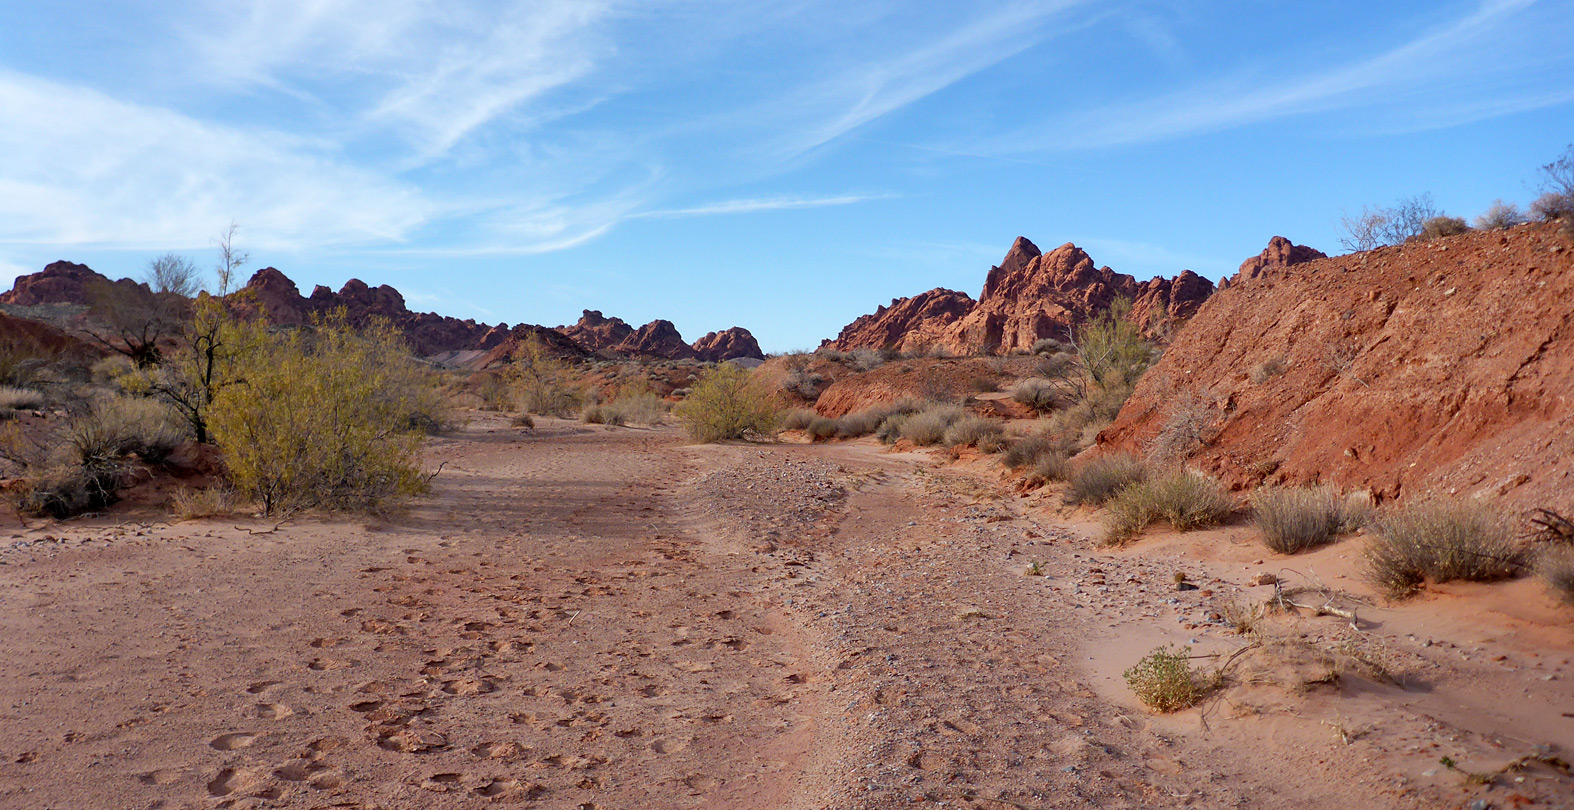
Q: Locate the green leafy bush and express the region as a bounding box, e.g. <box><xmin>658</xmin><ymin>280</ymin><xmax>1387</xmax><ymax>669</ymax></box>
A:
<box><xmin>1124</xmin><ymin>645</ymin><xmax>1213</xmax><ymax>713</ymax></box>
<box><xmin>674</xmin><ymin>363</ymin><xmax>782</xmax><ymax>442</ymax></box>
<box><xmin>208</xmin><ymin>314</ymin><xmax>431</xmax><ymax>515</ymax></box>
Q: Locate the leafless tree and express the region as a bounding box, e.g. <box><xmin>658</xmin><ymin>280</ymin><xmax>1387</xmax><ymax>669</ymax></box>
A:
<box><xmin>144</xmin><ymin>252</ymin><xmax>202</xmax><ymax>297</ymax></box>
<box><xmin>1339</xmin><ymin>193</ymin><xmax>1440</xmax><ymax>252</ymax></box>
<box><xmin>214</xmin><ymin>221</ymin><xmax>249</xmax><ymax>295</ymax></box>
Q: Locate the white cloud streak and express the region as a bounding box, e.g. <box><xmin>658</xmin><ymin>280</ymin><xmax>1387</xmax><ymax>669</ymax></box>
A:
<box><xmin>991</xmin><ymin>0</ymin><xmax>1571</xmax><ymax>152</ymax></box>
<box><xmin>0</xmin><ymin>70</ymin><xmax>431</xmax><ymax>250</ymax></box>
<box><xmin>632</xmin><ymin>194</ymin><xmax>892</xmax><ymax>219</ymax></box>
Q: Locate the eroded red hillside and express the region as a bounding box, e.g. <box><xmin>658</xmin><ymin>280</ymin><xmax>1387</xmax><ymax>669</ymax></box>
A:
<box><xmin>1098</xmin><ymin>224</ymin><xmax>1574</xmax><ymax>514</ymax></box>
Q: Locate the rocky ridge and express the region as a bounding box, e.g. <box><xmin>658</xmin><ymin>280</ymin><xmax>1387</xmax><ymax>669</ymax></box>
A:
<box><xmin>1097</xmin><ymin>223</ymin><xmax>1574</xmax><ymax>513</ymax></box>
<box><xmin>1</xmin><ymin>263</ymin><xmax>764</xmax><ymax>362</ymax></box>
<box><xmin>827</xmin><ymin>236</ymin><xmax>1214</xmax><ymax>354</ymax></box>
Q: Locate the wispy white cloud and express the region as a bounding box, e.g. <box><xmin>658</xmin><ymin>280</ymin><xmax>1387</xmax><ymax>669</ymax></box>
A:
<box><xmin>633</xmin><ymin>194</ymin><xmax>893</xmax><ymax>219</ymax></box>
<box><xmin>766</xmin><ymin>0</ymin><xmax>1097</xmax><ymax>156</ymax></box>
<box><xmin>0</xmin><ymin>69</ymin><xmax>431</xmax><ymax>250</ymax></box>
<box><xmin>989</xmin><ymin>0</ymin><xmax>1572</xmax><ymax>152</ymax></box>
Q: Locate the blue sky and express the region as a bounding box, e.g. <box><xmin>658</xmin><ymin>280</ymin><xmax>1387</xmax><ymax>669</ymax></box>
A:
<box><xmin>1</xmin><ymin>0</ymin><xmax>1570</xmax><ymax>351</ymax></box>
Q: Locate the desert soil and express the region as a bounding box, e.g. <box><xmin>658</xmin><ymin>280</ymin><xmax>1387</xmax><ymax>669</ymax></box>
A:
<box><xmin>3</xmin><ymin>414</ymin><xmax>1571</xmax><ymax>809</ymax></box>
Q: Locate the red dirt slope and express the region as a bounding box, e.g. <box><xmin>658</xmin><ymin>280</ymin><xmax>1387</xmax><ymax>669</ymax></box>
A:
<box><xmin>1098</xmin><ymin>223</ymin><xmax>1574</xmax><ymax>514</ymax></box>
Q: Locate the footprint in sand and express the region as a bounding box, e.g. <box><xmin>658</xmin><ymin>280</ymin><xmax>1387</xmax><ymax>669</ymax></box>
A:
<box><xmin>441</xmin><ymin>677</ymin><xmax>495</xmax><ymax>696</ymax></box>
<box><xmin>255</xmin><ymin>702</ymin><xmax>295</xmax><ymax>720</ymax></box>
<box><xmin>206</xmin><ymin>767</ymin><xmax>264</xmax><ymax>797</ymax></box>
<box><xmin>209</xmin><ymin>732</ymin><xmax>258</xmax><ymax>751</ymax></box>
<box><xmin>245</xmin><ymin>681</ymin><xmax>280</xmax><ymax>695</ymax></box>
<box><xmin>138</xmin><ymin>769</ymin><xmax>180</xmax><ymax>785</ymax></box>
<box><xmin>649</xmin><ymin>738</ymin><xmax>688</xmax><ymax>754</ymax></box>
<box><xmin>273</xmin><ymin>759</ymin><xmax>328</xmax><ymax>782</ymax></box>
<box><xmin>470</xmin><ymin>740</ymin><xmax>527</xmax><ymax>761</ymax></box>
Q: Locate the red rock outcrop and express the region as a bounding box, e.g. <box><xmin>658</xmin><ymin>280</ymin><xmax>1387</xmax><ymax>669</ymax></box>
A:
<box><xmin>476</xmin><ymin>324</ymin><xmax>597</xmax><ymax>369</ymax></box>
<box><xmin>827</xmin><ymin>288</ymin><xmax>976</xmax><ymax>353</ymax></box>
<box><xmin>1097</xmin><ymin>222</ymin><xmax>1574</xmax><ymax>513</ymax></box>
<box><xmin>614</xmin><ymin>320</ymin><xmax>697</xmax><ymax>360</ymax></box>
<box><xmin>558</xmin><ymin>310</ymin><xmax>634</xmax><ymax>354</ymax></box>
<box><xmin>234</xmin><ymin>269</ymin><xmax>500</xmax><ymax>355</ymax></box>
<box><xmin>827</xmin><ymin>236</ymin><xmax>1216</xmax><ymax>355</ymax></box>
<box><xmin>1233</xmin><ymin>235</ymin><xmax>1326</xmax><ymax>284</ymax></box>
<box><xmin>691</xmin><ymin>327</ymin><xmax>764</xmax><ymax>362</ymax></box>
<box><xmin>0</xmin><ymin>261</ymin><xmax>146</xmax><ymax>307</ymax></box>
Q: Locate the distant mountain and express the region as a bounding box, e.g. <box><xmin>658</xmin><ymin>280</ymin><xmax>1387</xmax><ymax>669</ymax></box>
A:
<box><xmin>0</xmin><ymin>263</ymin><xmax>764</xmax><ymax>363</ymax></box>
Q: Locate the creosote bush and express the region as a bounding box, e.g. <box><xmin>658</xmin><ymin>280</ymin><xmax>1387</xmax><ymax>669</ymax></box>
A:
<box><xmin>1251</xmin><ymin>485</ymin><xmax>1366</xmax><ymax>554</ymax></box>
<box><xmin>1362</xmin><ymin>499</ymin><xmax>1521</xmax><ymax>597</ymax></box>
<box><xmin>1066</xmin><ymin>452</ymin><xmax>1147</xmax><ymax>506</ymax></box>
<box><xmin>1124</xmin><ymin>645</ymin><xmax>1214</xmax><ymax>713</ymax></box>
<box><xmin>208</xmin><ymin>314</ymin><xmax>432</xmax><ymax>515</ymax></box>
<box><xmin>1104</xmin><ymin>468</ymin><xmax>1233</xmax><ymax>545</ymax></box>
<box><xmin>674</xmin><ymin>363</ymin><xmax>782</xmax><ymax>443</ymax></box>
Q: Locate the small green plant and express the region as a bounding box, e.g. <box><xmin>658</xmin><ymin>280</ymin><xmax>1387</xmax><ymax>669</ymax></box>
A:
<box><xmin>1124</xmin><ymin>645</ymin><xmax>1213</xmax><ymax>713</ymax></box>
<box><xmin>1363</xmin><ymin>499</ymin><xmax>1521</xmax><ymax>597</ymax></box>
<box><xmin>1025</xmin><ymin>560</ymin><xmax>1045</xmax><ymax>576</ymax></box>
<box><xmin>1066</xmin><ymin>452</ymin><xmax>1147</xmax><ymax>505</ymax></box>
<box><xmin>674</xmin><ymin>363</ymin><xmax>782</xmax><ymax>443</ymax></box>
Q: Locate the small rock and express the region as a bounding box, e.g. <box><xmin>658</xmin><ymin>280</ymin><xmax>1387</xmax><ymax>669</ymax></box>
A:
<box><xmin>1176</xmin><ymin>582</ymin><xmax>1199</xmax><ymax>592</ymax></box>
<box><xmin>1250</xmin><ymin>573</ymin><xmax>1279</xmax><ymax>587</ymax></box>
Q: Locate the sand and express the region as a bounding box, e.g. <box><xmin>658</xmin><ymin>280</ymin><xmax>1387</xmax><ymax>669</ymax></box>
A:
<box><xmin>2</xmin><ymin>413</ymin><xmax>1570</xmax><ymax>808</ymax></box>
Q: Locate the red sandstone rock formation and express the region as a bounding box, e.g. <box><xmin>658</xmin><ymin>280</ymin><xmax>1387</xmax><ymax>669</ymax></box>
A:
<box><xmin>615</xmin><ymin>320</ymin><xmax>697</xmax><ymax>360</ymax></box>
<box><xmin>1233</xmin><ymin>235</ymin><xmax>1327</xmax><ymax>284</ymax></box>
<box><xmin>234</xmin><ymin>269</ymin><xmax>499</xmax><ymax>355</ymax></box>
<box><xmin>827</xmin><ymin>288</ymin><xmax>977</xmax><ymax>353</ymax></box>
<box><xmin>826</xmin><ymin>236</ymin><xmax>1216</xmax><ymax>355</ymax></box>
<box><xmin>691</xmin><ymin>327</ymin><xmax>764</xmax><ymax>362</ymax></box>
<box><xmin>0</xmin><ymin>261</ymin><xmax>146</xmax><ymax>307</ymax></box>
<box><xmin>558</xmin><ymin>310</ymin><xmax>634</xmax><ymax>354</ymax></box>
<box><xmin>1097</xmin><ymin>222</ymin><xmax>1574</xmax><ymax>513</ymax></box>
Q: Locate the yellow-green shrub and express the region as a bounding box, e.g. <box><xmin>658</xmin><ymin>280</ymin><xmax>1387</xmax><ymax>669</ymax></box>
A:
<box><xmin>208</xmin><ymin>314</ymin><xmax>430</xmax><ymax>515</ymax></box>
<box><xmin>674</xmin><ymin>363</ymin><xmax>781</xmax><ymax>442</ymax></box>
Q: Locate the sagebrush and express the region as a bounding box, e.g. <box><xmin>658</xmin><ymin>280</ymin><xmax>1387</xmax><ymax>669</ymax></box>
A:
<box><xmin>1363</xmin><ymin>499</ymin><xmax>1521</xmax><ymax>597</ymax></box>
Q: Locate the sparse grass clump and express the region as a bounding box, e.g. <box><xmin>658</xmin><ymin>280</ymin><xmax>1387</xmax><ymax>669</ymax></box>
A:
<box><xmin>1124</xmin><ymin>645</ymin><xmax>1214</xmax><ymax>713</ymax></box>
<box><xmin>1363</xmin><ymin>499</ymin><xmax>1521</xmax><ymax>597</ymax></box>
<box><xmin>1148</xmin><ymin>392</ymin><xmax>1214</xmax><ymax>462</ymax></box>
<box><xmin>0</xmin><ymin>387</ymin><xmax>47</xmax><ymax>411</ymax></box>
<box><xmin>1104</xmin><ymin>468</ymin><xmax>1233</xmax><ymax>545</ymax></box>
<box><xmin>781</xmin><ymin>409</ymin><xmax>815</xmax><ymax>431</ymax></box>
<box><xmin>1066</xmin><ymin>452</ymin><xmax>1147</xmax><ymax>506</ymax></box>
<box><xmin>171</xmin><ymin>486</ymin><xmax>238</xmax><ymax>521</ymax></box>
<box><xmin>1419</xmin><ymin>215</ymin><xmax>1470</xmax><ymax>240</ymax></box>
<box><xmin>1011</xmin><ymin>378</ymin><xmax>1060</xmax><ymax>412</ymax></box>
<box><xmin>674</xmin><ymin>363</ymin><xmax>782</xmax><ymax>443</ymax></box>
<box><xmin>899</xmin><ymin>404</ymin><xmax>966</xmax><ymax>446</ymax></box>
<box><xmin>1249</xmin><ymin>356</ymin><xmax>1286</xmax><ymax>384</ymax></box>
<box><xmin>806</xmin><ymin>416</ymin><xmax>839</xmax><ymax>440</ymax></box>
<box><xmin>783</xmin><ymin>369</ymin><xmax>826</xmax><ymax>401</ymax></box>
<box><xmin>875</xmin><ymin>414</ymin><xmax>908</xmax><ymax>445</ymax></box>
<box><xmin>942</xmin><ymin>416</ymin><xmax>1006</xmax><ymax>453</ymax></box>
<box><xmin>1026</xmin><ymin>452</ymin><xmax>1070</xmax><ymax>485</ymax></box>
<box><xmin>1251</xmin><ymin>485</ymin><xmax>1367</xmax><ymax>554</ymax></box>
<box><xmin>1474</xmin><ymin>199</ymin><xmax>1526</xmax><ymax>231</ymax></box>
<box><xmin>583</xmin><ymin>392</ymin><xmax>664</xmax><ymax>427</ymax></box>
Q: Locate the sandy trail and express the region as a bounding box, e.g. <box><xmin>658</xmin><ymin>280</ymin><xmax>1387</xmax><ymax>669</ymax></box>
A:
<box><xmin>2</xmin><ymin>416</ymin><xmax>1568</xmax><ymax>808</ymax></box>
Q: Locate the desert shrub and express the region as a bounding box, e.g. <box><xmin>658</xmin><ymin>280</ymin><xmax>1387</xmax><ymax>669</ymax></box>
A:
<box><xmin>1249</xmin><ymin>356</ymin><xmax>1286</xmax><ymax>384</ymax></box>
<box><xmin>9</xmin><ymin>463</ymin><xmax>121</xmax><ymax>519</ymax></box>
<box><xmin>899</xmin><ymin>405</ymin><xmax>965</xmax><ymax>446</ymax></box>
<box><xmin>511</xmin><ymin>413</ymin><xmax>535</xmax><ymax>430</ymax></box>
<box><xmin>674</xmin><ymin>363</ymin><xmax>782</xmax><ymax>443</ymax></box>
<box><xmin>513</xmin><ymin>334</ymin><xmax>581</xmax><ymax>417</ymax></box>
<box><xmin>1251</xmin><ymin>485</ymin><xmax>1365</xmax><ymax>554</ymax></box>
<box><xmin>1124</xmin><ymin>645</ymin><xmax>1212</xmax><ymax>713</ymax></box>
<box><xmin>943</xmin><ymin>416</ymin><xmax>1005</xmax><ymax>452</ymax></box>
<box><xmin>1363</xmin><ymin>499</ymin><xmax>1521</xmax><ymax>597</ymax></box>
<box><xmin>0</xmin><ymin>387</ymin><xmax>46</xmax><ymax>411</ymax></box>
<box><xmin>814</xmin><ymin>348</ymin><xmax>846</xmax><ymax>364</ymax></box>
<box><xmin>844</xmin><ymin>348</ymin><xmax>885</xmax><ymax>372</ymax></box>
<box><xmin>1026</xmin><ymin>451</ymin><xmax>1070</xmax><ymax>485</ymax></box>
<box><xmin>1031</xmin><ymin>337</ymin><xmax>1064</xmax><ymax>355</ymax></box>
<box><xmin>1066</xmin><ymin>452</ymin><xmax>1147</xmax><ymax>505</ymax></box>
<box><xmin>1077</xmin><ymin>298</ymin><xmax>1152</xmax><ymax>390</ymax></box>
<box><xmin>783</xmin><ymin>369</ymin><xmax>826</xmax><ymax>401</ymax></box>
<box><xmin>968</xmin><ymin>376</ymin><xmax>1000</xmax><ymax>393</ymax></box>
<box><xmin>1003</xmin><ymin>432</ymin><xmax>1068</xmax><ymax>470</ymax></box>
<box><xmin>1104</xmin><ymin>468</ymin><xmax>1233</xmax><ymax>544</ymax></box>
<box><xmin>1012</xmin><ymin>378</ymin><xmax>1060</xmax><ymax>412</ymax></box>
<box><xmin>1419</xmin><ymin>215</ymin><xmax>1470</xmax><ymax>240</ymax></box>
<box><xmin>208</xmin><ymin>315</ymin><xmax>431</xmax><ymax>515</ymax></box>
<box><xmin>806</xmin><ymin>416</ymin><xmax>839</xmax><ymax>440</ymax></box>
<box><xmin>782</xmin><ymin>409</ymin><xmax>816</xmax><ymax>431</ymax></box>
<box><xmin>581</xmin><ymin>403</ymin><xmax>626</xmax><ymax>426</ymax></box>
<box><xmin>1537</xmin><ymin>546</ymin><xmax>1574</xmax><ymax>606</ymax></box>
<box><xmin>875</xmin><ymin>414</ymin><xmax>908</xmax><ymax>444</ymax></box>
<box><xmin>834</xmin><ymin>400</ymin><xmax>919</xmax><ymax>439</ymax></box>
<box><xmin>1474</xmin><ymin>199</ymin><xmax>1525</xmax><ymax>231</ymax></box>
<box><xmin>1339</xmin><ymin>193</ymin><xmax>1439</xmax><ymax>252</ymax></box>
<box><xmin>1530</xmin><ymin>191</ymin><xmax>1574</xmax><ymax>222</ymax></box>
<box><xmin>1148</xmin><ymin>391</ymin><xmax>1214</xmax><ymax>462</ymax></box>
<box><xmin>475</xmin><ymin>374</ymin><xmax>513</xmax><ymax>411</ymax></box>
<box><xmin>77</xmin><ymin>396</ymin><xmax>188</xmax><ymax>465</ymax></box>
<box><xmin>171</xmin><ymin>486</ymin><xmax>237</xmax><ymax>521</ymax></box>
